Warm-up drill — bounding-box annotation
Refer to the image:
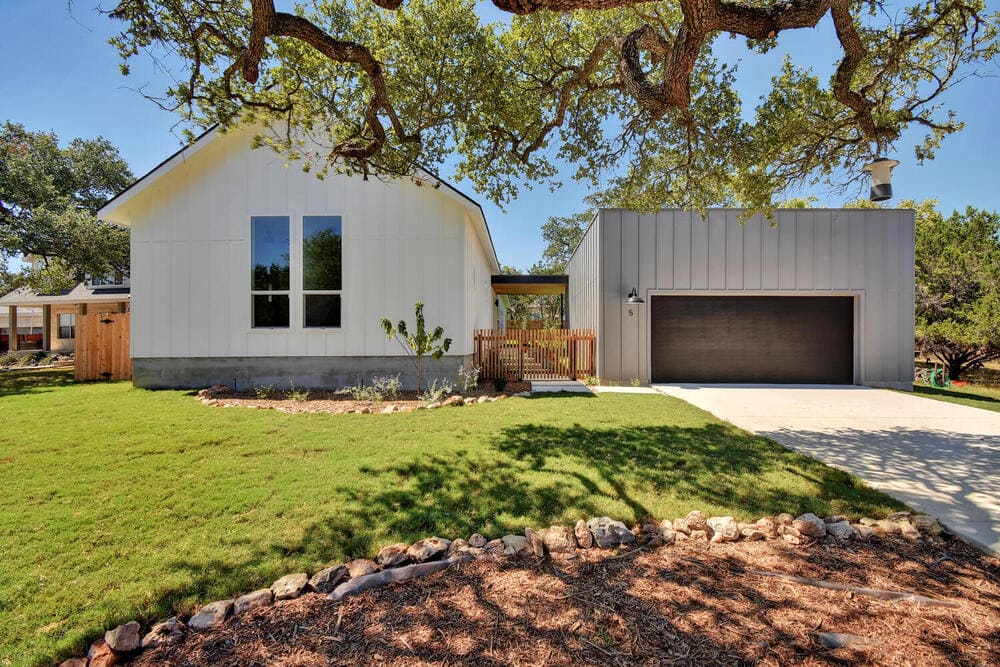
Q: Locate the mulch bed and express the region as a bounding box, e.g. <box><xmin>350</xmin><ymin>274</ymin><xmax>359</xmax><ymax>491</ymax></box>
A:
<box><xmin>132</xmin><ymin>537</ymin><xmax>999</xmax><ymax>666</ymax></box>
<box><xmin>201</xmin><ymin>382</ymin><xmax>532</xmax><ymax>415</ymax></box>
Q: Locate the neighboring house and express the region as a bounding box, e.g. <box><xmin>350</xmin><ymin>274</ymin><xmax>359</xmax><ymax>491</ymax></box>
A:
<box><xmin>0</xmin><ymin>278</ymin><xmax>131</xmax><ymax>353</ymax></box>
<box><xmin>566</xmin><ymin>209</ymin><xmax>915</xmax><ymax>389</ymax></box>
<box><xmin>97</xmin><ymin>125</ymin><xmax>500</xmax><ymax>389</ymax></box>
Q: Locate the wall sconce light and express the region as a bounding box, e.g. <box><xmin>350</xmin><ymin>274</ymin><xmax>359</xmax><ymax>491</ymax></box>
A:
<box><xmin>626</xmin><ymin>287</ymin><xmax>644</xmax><ymax>304</ymax></box>
<box><xmin>863</xmin><ymin>157</ymin><xmax>900</xmax><ymax>202</ymax></box>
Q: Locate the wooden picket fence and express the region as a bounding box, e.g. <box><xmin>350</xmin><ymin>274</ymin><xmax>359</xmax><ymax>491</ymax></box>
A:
<box><xmin>474</xmin><ymin>329</ymin><xmax>596</xmax><ymax>381</ymax></box>
<box><xmin>75</xmin><ymin>312</ymin><xmax>132</xmax><ymax>381</ymax></box>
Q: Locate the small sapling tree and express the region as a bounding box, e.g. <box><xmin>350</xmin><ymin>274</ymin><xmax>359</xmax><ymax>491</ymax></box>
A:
<box><xmin>380</xmin><ymin>301</ymin><xmax>452</xmax><ymax>393</ymax></box>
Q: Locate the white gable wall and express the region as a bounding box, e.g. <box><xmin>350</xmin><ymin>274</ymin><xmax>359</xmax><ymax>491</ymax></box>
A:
<box><xmin>465</xmin><ymin>215</ymin><xmax>497</xmax><ymax>338</ymax></box>
<box><xmin>121</xmin><ymin>127</ymin><xmax>486</xmax><ymax>379</ymax></box>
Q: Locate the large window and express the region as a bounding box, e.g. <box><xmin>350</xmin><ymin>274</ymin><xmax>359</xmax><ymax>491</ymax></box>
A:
<box><xmin>251</xmin><ymin>216</ymin><xmax>290</xmax><ymax>328</ymax></box>
<box><xmin>302</xmin><ymin>215</ymin><xmax>342</xmax><ymax>328</ymax></box>
<box><xmin>58</xmin><ymin>313</ymin><xmax>75</xmax><ymax>339</ymax></box>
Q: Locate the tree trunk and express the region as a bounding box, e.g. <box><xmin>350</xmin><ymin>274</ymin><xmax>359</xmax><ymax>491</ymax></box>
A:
<box><xmin>945</xmin><ymin>356</ymin><xmax>966</xmax><ymax>381</ymax></box>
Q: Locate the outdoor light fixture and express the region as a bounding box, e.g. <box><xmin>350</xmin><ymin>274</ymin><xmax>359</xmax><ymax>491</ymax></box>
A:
<box><xmin>863</xmin><ymin>157</ymin><xmax>900</xmax><ymax>202</ymax></box>
<box><xmin>626</xmin><ymin>287</ymin><xmax>644</xmax><ymax>304</ymax></box>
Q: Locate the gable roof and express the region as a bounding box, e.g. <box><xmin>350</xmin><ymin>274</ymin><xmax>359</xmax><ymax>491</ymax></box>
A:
<box><xmin>0</xmin><ymin>283</ymin><xmax>130</xmax><ymax>307</ymax></box>
<box><xmin>97</xmin><ymin>125</ymin><xmax>500</xmax><ymax>272</ymax></box>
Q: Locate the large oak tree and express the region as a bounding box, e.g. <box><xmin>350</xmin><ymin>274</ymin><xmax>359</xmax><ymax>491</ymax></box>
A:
<box><xmin>0</xmin><ymin>122</ymin><xmax>133</xmax><ymax>294</ymax></box>
<box><xmin>912</xmin><ymin>200</ymin><xmax>1000</xmax><ymax>380</ymax></box>
<box><xmin>106</xmin><ymin>0</ymin><xmax>996</xmax><ymax>210</ymax></box>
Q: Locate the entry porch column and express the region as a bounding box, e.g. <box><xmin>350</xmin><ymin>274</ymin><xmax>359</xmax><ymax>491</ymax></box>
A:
<box><xmin>41</xmin><ymin>304</ymin><xmax>52</xmax><ymax>351</ymax></box>
<box><xmin>8</xmin><ymin>306</ymin><xmax>17</xmax><ymax>351</ymax></box>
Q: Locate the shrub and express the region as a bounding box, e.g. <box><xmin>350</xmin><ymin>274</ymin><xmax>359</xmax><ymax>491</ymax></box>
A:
<box><xmin>380</xmin><ymin>301</ymin><xmax>452</xmax><ymax>393</ymax></box>
<box><xmin>369</xmin><ymin>374</ymin><xmax>402</xmax><ymax>400</ymax></box>
<box><xmin>342</xmin><ymin>375</ymin><xmax>402</xmax><ymax>404</ymax></box>
<box><xmin>254</xmin><ymin>384</ymin><xmax>277</xmax><ymax>399</ymax></box>
<box><xmin>630</xmin><ymin>377</ymin><xmax>641</xmax><ymax>387</ymax></box>
<box><xmin>420</xmin><ymin>379</ymin><xmax>450</xmax><ymax>405</ymax></box>
<box><xmin>582</xmin><ymin>374</ymin><xmax>599</xmax><ymax>386</ymax></box>
<box><xmin>457</xmin><ymin>363</ymin><xmax>481</xmax><ymax>393</ymax></box>
<box><xmin>492</xmin><ymin>376</ymin><xmax>507</xmax><ymax>392</ymax></box>
<box><xmin>287</xmin><ymin>384</ymin><xmax>310</xmax><ymax>402</ymax></box>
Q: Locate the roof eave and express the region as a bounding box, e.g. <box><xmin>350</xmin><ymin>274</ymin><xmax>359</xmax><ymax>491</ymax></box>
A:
<box><xmin>97</xmin><ymin>125</ymin><xmax>221</xmax><ymax>225</ymax></box>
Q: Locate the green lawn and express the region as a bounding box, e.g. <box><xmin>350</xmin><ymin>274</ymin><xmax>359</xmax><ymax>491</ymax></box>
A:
<box><xmin>910</xmin><ymin>383</ymin><xmax>1000</xmax><ymax>413</ymax></box>
<box><xmin>0</xmin><ymin>369</ymin><xmax>901</xmax><ymax>666</ymax></box>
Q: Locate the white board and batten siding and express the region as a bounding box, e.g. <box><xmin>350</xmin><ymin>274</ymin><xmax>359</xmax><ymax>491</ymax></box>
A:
<box><xmin>565</xmin><ymin>208</ymin><xmax>916</xmax><ymax>389</ymax></box>
<box><xmin>111</xmin><ymin>126</ymin><xmax>497</xmax><ymax>364</ymax></box>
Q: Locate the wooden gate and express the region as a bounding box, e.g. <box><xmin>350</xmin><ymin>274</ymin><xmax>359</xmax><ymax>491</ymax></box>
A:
<box><xmin>75</xmin><ymin>312</ymin><xmax>132</xmax><ymax>381</ymax></box>
<box><xmin>474</xmin><ymin>329</ymin><xmax>596</xmax><ymax>381</ymax></box>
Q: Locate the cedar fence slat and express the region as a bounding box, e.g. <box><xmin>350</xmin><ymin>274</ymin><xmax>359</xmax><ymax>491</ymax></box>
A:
<box><xmin>473</xmin><ymin>328</ymin><xmax>596</xmax><ymax>381</ymax></box>
<box><xmin>75</xmin><ymin>312</ymin><xmax>132</xmax><ymax>381</ymax></box>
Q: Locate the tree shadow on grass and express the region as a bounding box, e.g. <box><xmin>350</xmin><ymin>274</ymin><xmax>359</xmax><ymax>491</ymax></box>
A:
<box><xmin>912</xmin><ymin>384</ymin><xmax>1000</xmax><ymax>412</ymax></box>
<box><xmin>149</xmin><ymin>420</ymin><xmax>901</xmax><ymax>609</ymax></box>
<box><xmin>0</xmin><ymin>367</ymin><xmax>75</xmax><ymax>397</ymax></box>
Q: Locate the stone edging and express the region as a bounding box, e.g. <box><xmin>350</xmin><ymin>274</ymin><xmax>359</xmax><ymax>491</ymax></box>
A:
<box><xmin>60</xmin><ymin>510</ymin><xmax>948</xmax><ymax>666</ymax></box>
<box><xmin>195</xmin><ymin>384</ymin><xmax>532</xmax><ymax>414</ymax></box>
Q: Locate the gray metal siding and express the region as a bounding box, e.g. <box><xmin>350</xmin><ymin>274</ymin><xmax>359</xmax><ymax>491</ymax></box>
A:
<box><xmin>595</xmin><ymin>208</ymin><xmax>915</xmax><ymax>389</ymax></box>
<box><xmin>565</xmin><ymin>213</ymin><xmax>601</xmax><ymax>369</ymax></box>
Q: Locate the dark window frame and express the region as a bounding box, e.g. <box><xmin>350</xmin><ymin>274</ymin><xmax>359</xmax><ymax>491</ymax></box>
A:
<box><xmin>250</xmin><ymin>216</ymin><xmax>291</xmax><ymax>329</ymax></box>
<box><xmin>301</xmin><ymin>215</ymin><xmax>343</xmax><ymax>329</ymax></box>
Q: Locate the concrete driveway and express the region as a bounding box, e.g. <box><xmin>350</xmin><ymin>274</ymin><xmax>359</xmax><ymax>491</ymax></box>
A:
<box><xmin>653</xmin><ymin>384</ymin><xmax>1000</xmax><ymax>554</ymax></box>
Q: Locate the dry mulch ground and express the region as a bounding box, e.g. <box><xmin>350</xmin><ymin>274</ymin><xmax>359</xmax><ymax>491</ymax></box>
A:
<box><xmin>132</xmin><ymin>537</ymin><xmax>999</xmax><ymax>666</ymax></box>
<box><xmin>201</xmin><ymin>382</ymin><xmax>532</xmax><ymax>415</ymax></box>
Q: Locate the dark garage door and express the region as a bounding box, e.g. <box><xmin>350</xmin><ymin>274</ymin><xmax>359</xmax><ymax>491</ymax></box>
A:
<box><xmin>651</xmin><ymin>296</ymin><xmax>854</xmax><ymax>384</ymax></box>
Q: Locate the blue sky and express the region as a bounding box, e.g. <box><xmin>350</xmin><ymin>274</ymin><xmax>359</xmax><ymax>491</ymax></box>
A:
<box><xmin>1</xmin><ymin>1</ymin><xmax>998</xmax><ymax>270</ymax></box>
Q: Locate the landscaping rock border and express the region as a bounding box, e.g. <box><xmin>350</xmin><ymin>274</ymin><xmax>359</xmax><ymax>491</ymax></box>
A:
<box><xmin>194</xmin><ymin>384</ymin><xmax>531</xmax><ymax>415</ymax></box>
<box><xmin>59</xmin><ymin>509</ymin><xmax>952</xmax><ymax>666</ymax></box>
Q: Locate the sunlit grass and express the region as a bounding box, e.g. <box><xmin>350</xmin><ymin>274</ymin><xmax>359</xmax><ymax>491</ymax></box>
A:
<box><xmin>909</xmin><ymin>382</ymin><xmax>1000</xmax><ymax>413</ymax></box>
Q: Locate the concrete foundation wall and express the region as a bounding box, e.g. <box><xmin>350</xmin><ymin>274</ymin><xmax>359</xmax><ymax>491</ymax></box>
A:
<box><xmin>133</xmin><ymin>354</ymin><xmax>474</xmax><ymax>390</ymax></box>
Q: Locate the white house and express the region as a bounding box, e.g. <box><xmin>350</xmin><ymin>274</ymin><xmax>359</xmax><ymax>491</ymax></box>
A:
<box><xmin>97</xmin><ymin>125</ymin><xmax>500</xmax><ymax>389</ymax></box>
<box><xmin>566</xmin><ymin>208</ymin><xmax>915</xmax><ymax>389</ymax></box>
<box><xmin>98</xmin><ymin>125</ymin><xmax>915</xmax><ymax>391</ymax></box>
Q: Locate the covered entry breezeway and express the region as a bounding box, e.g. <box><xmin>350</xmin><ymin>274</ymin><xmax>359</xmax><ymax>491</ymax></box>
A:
<box><xmin>478</xmin><ymin>274</ymin><xmax>595</xmax><ymax>380</ymax></box>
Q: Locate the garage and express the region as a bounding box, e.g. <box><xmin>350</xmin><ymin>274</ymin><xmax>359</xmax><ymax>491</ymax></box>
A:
<box><xmin>650</xmin><ymin>295</ymin><xmax>854</xmax><ymax>384</ymax></box>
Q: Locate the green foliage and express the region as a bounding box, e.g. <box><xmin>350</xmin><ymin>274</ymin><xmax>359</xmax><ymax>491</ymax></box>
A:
<box><xmin>492</xmin><ymin>376</ymin><xmax>507</xmax><ymax>392</ymax></box>
<box><xmin>0</xmin><ymin>122</ymin><xmax>132</xmax><ymax>292</ymax></box>
<box><xmin>343</xmin><ymin>375</ymin><xmax>402</xmax><ymax>403</ymax></box>
<box><xmin>540</xmin><ymin>211</ymin><xmax>591</xmax><ymax>271</ymax></box>
<box><xmin>287</xmin><ymin>383</ymin><xmax>311</xmax><ymax>402</ymax></box>
<box><xmin>107</xmin><ymin>0</ymin><xmax>998</xmax><ymax>213</ymax></box>
<box><xmin>457</xmin><ymin>363</ymin><xmax>481</xmax><ymax>393</ymax></box>
<box><xmin>253</xmin><ymin>384</ymin><xmax>277</xmax><ymax>399</ymax></box>
<box><xmin>302</xmin><ymin>229</ymin><xmax>342</xmax><ymax>290</ymax></box>
<box><xmin>420</xmin><ymin>378</ymin><xmax>453</xmax><ymax>404</ymax></box>
<box><xmin>913</xmin><ymin>201</ymin><xmax>1000</xmax><ymax>379</ymax></box>
<box><xmin>380</xmin><ymin>301</ymin><xmax>452</xmax><ymax>392</ymax></box>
